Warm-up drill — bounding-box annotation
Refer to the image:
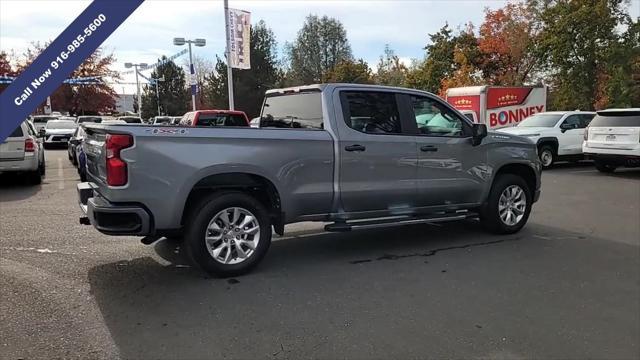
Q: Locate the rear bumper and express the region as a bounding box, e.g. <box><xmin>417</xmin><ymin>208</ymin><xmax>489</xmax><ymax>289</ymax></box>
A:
<box><xmin>0</xmin><ymin>156</ymin><xmax>38</xmax><ymax>172</ymax></box>
<box><xmin>77</xmin><ymin>182</ymin><xmax>153</xmax><ymax>235</ymax></box>
<box><xmin>584</xmin><ymin>153</ymin><xmax>640</xmax><ymax>167</ymax></box>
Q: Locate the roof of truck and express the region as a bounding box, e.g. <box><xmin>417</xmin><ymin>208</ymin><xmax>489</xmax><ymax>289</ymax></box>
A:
<box><xmin>265</xmin><ymin>83</ymin><xmax>437</xmax><ymax>96</ymax></box>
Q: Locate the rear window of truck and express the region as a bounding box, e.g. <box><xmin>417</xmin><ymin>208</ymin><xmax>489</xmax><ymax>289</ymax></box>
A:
<box><xmin>260</xmin><ymin>92</ymin><xmax>323</xmax><ymax>129</ymax></box>
<box><xmin>590</xmin><ymin>112</ymin><xmax>640</xmax><ymax>127</ymax></box>
<box><xmin>196</xmin><ymin>114</ymin><xmax>247</xmax><ymax>127</ymax></box>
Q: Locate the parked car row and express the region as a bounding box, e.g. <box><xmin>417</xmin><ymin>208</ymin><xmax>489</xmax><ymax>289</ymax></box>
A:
<box><xmin>496</xmin><ymin>109</ymin><xmax>640</xmax><ymax>172</ymax></box>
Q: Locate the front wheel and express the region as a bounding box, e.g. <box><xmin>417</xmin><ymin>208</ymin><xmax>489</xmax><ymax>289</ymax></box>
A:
<box><xmin>480</xmin><ymin>174</ymin><xmax>532</xmax><ymax>234</ymax></box>
<box><xmin>538</xmin><ymin>145</ymin><xmax>555</xmax><ymax>169</ymax></box>
<box><xmin>183</xmin><ymin>192</ymin><xmax>272</xmax><ymax>277</ymax></box>
<box><xmin>595</xmin><ymin>160</ymin><xmax>617</xmax><ymax>173</ymax></box>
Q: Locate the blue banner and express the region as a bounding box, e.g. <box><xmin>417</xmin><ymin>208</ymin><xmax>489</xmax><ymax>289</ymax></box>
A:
<box><xmin>0</xmin><ymin>0</ymin><xmax>144</xmax><ymax>142</ymax></box>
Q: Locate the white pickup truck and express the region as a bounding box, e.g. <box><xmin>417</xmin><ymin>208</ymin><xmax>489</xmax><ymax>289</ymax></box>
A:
<box><xmin>497</xmin><ymin>111</ymin><xmax>595</xmax><ymax>168</ymax></box>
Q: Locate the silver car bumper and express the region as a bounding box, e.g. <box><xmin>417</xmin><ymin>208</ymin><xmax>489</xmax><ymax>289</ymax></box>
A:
<box><xmin>77</xmin><ymin>182</ymin><xmax>153</xmax><ymax>235</ymax></box>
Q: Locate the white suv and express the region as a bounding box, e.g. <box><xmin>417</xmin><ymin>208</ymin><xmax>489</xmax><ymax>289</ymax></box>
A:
<box><xmin>497</xmin><ymin>111</ymin><xmax>595</xmax><ymax>168</ymax></box>
<box><xmin>0</xmin><ymin>121</ymin><xmax>45</xmax><ymax>184</ymax></box>
<box><xmin>583</xmin><ymin>108</ymin><xmax>640</xmax><ymax>173</ymax></box>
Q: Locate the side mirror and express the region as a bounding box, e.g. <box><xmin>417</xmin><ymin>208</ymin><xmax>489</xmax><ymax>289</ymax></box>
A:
<box><xmin>69</xmin><ymin>138</ymin><xmax>80</xmax><ymax>146</ymax></box>
<box><xmin>471</xmin><ymin>123</ymin><xmax>487</xmax><ymax>146</ymax></box>
<box><xmin>560</xmin><ymin>123</ymin><xmax>576</xmax><ymax>132</ymax></box>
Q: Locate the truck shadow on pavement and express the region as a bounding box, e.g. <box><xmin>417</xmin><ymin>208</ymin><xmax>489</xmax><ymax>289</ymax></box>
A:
<box><xmin>0</xmin><ymin>173</ymin><xmax>41</xmax><ymax>201</ymax></box>
<box><xmin>87</xmin><ymin>221</ymin><xmax>640</xmax><ymax>359</ymax></box>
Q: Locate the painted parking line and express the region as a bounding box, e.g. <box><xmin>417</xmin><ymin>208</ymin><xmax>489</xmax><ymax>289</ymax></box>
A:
<box><xmin>57</xmin><ymin>158</ymin><xmax>64</xmax><ymax>189</ymax></box>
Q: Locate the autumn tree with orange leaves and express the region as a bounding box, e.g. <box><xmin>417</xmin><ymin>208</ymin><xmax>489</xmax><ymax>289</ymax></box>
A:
<box><xmin>478</xmin><ymin>3</ymin><xmax>541</xmax><ymax>86</ymax></box>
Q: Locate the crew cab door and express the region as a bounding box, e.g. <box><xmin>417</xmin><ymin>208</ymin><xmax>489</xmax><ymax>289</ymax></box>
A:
<box><xmin>405</xmin><ymin>94</ymin><xmax>486</xmax><ymax>206</ymax></box>
<box><xmin>558</xmin><ymin>114</ymin><xmax>592</xmax><ymax>155</ymax></box>
<box><xmin>336</xmin><ymin>90</ymin><xmax>418</xmax><ymax>213</ymax></box>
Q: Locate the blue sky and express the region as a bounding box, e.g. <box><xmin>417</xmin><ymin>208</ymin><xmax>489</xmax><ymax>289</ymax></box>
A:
<box><xmin>1</xmin><ymin>0</ymin><xmax>639</xmax><ymax>94</ymax></box>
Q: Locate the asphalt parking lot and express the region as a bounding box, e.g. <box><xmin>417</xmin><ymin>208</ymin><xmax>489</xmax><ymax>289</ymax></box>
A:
<box><xmin>1</xmin><ymin>149</ymin><xmax>639</xmax><ymax>359</ymax></box>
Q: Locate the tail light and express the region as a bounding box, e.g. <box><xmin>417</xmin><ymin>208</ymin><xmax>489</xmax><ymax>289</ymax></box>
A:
<box><xmin>24</xmin><ymin>138</ymin><xmax>35</xmax><ymax>152</ymax></box>
<box><xmin>105</xmin><ymin>134</ymin><xmax>133</xmax><ymax>186</ymax></box>
<box><xmin>583</xmin><ymin>127</ymin><xmax>589</xmax><ymax>141</ymax></box>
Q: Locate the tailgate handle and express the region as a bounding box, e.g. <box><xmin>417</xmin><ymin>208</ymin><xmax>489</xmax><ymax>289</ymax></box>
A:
<box><xmin>420</xmin><ymin>145</ymin><xmax>438</xmax><ymax>152</ymax></box>
<box><xmin>345</xmin><ymin>144</ymin><xmax>366</xmax><ymax>152</ymax></box>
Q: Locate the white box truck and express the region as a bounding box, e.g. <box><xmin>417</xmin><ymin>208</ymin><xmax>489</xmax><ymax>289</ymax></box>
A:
<box><xmin>446</xmin><ymin>86</ymin><xmax>547</xmax><ymax>129</ymax></box>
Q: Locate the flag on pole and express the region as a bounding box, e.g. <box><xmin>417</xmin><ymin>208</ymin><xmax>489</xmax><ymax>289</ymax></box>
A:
<box><xmin>227</xmin><ymin>8</ymin><xmax>251</xmax><ymax>69</ymax></box>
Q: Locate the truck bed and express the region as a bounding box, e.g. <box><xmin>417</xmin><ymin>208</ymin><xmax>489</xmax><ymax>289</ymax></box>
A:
<box><xmin>82</xmin><ymin>124</ymin><xmax>335</xmax><ymax>230</ymax></box>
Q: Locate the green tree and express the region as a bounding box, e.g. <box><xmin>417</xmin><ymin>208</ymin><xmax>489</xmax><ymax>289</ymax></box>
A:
<box><xmin>534</xmin><ymin>0</ymin><xmax>634</xmax><ymax>110</ymax></box>
<box><xmin>405</xmin><ymin>24</ymin><xmax>456</xmax><ymax>92</ymax></box>
<box><xmin>286</xmin><ymin>14</ymin><xmax>352</xmax><ymax>84</ymax></box>
<box><xmin>202</xmin><ymin>20</ymin><xmax>281</xmax><ymax>118</ymax></box>
<box><xmin>141</xmin><ymin>57</ymin><xmax>189</xmax><ymax>118</ymax></box>
<box><xmin>406</xmin><ymin>24</ymin><xmax>482</xmax><ymax>94</ymax></box>
<box><xmin>325</xmin><ymin>59</ymin><xmax>372</xmax><ymax>83</ymax></box>
<box><xmin>374</xmin><ymin>45</ymin><xmax>408</xmax><ymax>86</ymax></box>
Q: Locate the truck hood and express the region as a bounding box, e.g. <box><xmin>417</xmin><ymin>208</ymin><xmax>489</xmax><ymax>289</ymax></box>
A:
<box><xmin>45</xmin><ymin>128</ymin><xmax>76</xmax><ymax>135</ymax></box>
<box><xmin>495</xmin><ymin>127</ymin><xmax>550</xmax><ymax>136</ymax></box>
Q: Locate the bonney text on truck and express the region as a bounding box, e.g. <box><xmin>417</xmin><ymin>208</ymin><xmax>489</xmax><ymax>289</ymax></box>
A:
<box><xmin>446</xmin><ymin>85</ymin><xmax>547</xmax><ymax>129</ymax></box>
<box><xmin>77</xmin><ymin>84</ymin><xmax>542</xmax><ymax>277</ymax></box>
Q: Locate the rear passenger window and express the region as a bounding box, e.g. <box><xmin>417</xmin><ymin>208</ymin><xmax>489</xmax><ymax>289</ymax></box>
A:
<box><xmin>261</xmin><ymin>92</ymin><xmax>323</xmax><ymax>129</ymax></box>
<box><xmin>9</xmin><ymin>126</ymin><xmax>24</xmax><ymax>137</ymax></box>
<box><xmin>340</xmin><ymin>91</ymin><xmax>400</xmax><ymax>134</ymax></box>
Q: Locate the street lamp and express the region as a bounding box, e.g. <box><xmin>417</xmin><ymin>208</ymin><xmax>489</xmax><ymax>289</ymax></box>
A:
<box><xmin>124</xmin><ymin>62</ymin><xmax>148</xmax><ymax>116</ymax></box>
<box><xmin>173</xmin><ymin>37</ymin><xmax>206</xmax><ymax>111</ymax></box>
<box><xmin>151</xmin><ymin>76</ymin><xmax>165</xmax><ymax>116</ymax></box>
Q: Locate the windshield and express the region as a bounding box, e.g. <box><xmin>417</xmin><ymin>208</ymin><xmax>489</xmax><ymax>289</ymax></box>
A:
<box><xmin>45</xmin><ymin>120</ymin><xmax>77</xmax><ymax>129</ymax></box>
<box><xmin>77</xmin><ymin>116</ymin><xmax>102</xmax><ymax>123</ymax></box>
<box><xmin>261</xmin><ymin>92</ymin><xmax>323</xmax><ymax>129</ymax></box>
<box><xmin>517</xmin><ymin>114</ymin><xmax>563</xmax><ymax>127</ymax></box>
<box><xmin>32</xmin><ymin>116</ymin><xmax>58</xmax><ymax>123</ymax></box>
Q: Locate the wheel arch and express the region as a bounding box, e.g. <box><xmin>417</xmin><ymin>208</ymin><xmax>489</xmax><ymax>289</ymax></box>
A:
<box><xmin>180</xmin><ymin>171</ymin><xmax>285</xmax><ymax>235</ymax></box>
<box><xmin>491</xmin><ymin>162</ymin><xmax>538</xmax><ymax>198</ymax></box>
<box><xmin>536</xmin><ymin>137</ymin><xmax>559</xmax><ymax>153</ymax></box>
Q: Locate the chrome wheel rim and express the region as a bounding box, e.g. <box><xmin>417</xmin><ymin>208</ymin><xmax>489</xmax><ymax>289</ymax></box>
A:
<box><xmin>498</xmin><ymin>185</ymin><xmax>527</xmax><ymax>226</ymax></box>
<box><xmin>540</xmin><ymin>150</ymin><xmax>553</xmax><ymax>167</ymax></box>
<box><xmin>204</xmin><ymin>207</ymin><xmax>260</xmax><ymax>265</ymax></box>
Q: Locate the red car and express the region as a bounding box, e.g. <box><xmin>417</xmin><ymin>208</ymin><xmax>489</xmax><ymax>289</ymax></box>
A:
<box><xmin>179</xmin><ymin>110</ymin><xmax>250</xmax><ymax>127</ymax></box>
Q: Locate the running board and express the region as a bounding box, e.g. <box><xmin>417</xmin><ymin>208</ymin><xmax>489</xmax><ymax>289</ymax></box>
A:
<box><xmin>324</xmin><ymin>212</ymin><xmax>478</xmax><ymax>232</ymax></box>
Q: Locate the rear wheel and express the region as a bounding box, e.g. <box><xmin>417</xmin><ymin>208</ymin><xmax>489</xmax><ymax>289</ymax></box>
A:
<box><xmin>26</xmin><ymin>169</ymin><xmax>42</xmax><ymax>185</ymax></box>
<box><xmin>595</xmin><ymin>160</ymin><xmax>617</xmax><ymax>173</ymax></box>
<box><xmin>538</xmin><ymin>145</ymin><xmax>555</xmax><ymax>169</ymax></box>
<box><xmin>480</xmin><ymin>174</ymin><xmax>532</xmax><ymax>234</ymax></box>
<box><xmin>183</xmin><ymin>192</ymin><xmax>272</xmax><ymax>277</ymax></box>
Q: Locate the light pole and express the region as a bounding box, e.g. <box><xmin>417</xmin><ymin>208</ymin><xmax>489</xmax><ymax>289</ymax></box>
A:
<box><xmin>151</xmin><ymin>76</ymin><xmax>165</xmax><ymax>116</ymax></box>
<box><xmin>124</xmin><ymin>62</ymin><xmax>148</xmax><ymax>116</ymax></box>
<box><xmin>173</xmin><ymin>37</ymin><xmax>206</xmax><ymax>111</ymax></box>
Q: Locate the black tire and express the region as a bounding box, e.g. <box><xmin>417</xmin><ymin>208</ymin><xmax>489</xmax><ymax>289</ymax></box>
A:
<box><xmin>538</xmin><ymin>145</ymin><xmax>555</xmax><ymax>169</ymax></box>
<box><xmin>26</xmin><ymin>170</ymin><xmax>42</xmax><ymax>185</ymax></box>
<box><xmin>480</xmin><ymin>174</ymin><xmax>532</xmax><ymax>234</ymax></box>
<box><xmin>595</xmin><ymin>160</ymin><xmax>616</xmax><ymax>173</ymax></box>
<box><xmin>182</xmin><ymin>191</ymin><xmax>272</xmax><ymax>277</ymax></box>
<box><xmin>39</xmin><ymin>160</ymin><xmax>45</xmax><ymax>176</ymax></box>
<box><xmin>79</xmin><ymin>169</ymin><xmax>87</xmax><ymax>182</ymax></box>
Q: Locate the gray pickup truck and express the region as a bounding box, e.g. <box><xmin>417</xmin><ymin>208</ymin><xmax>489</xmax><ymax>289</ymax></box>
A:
<box><xmin>78</xmin><ymin>84</ymin><xmax>541</xmax><ymax>276</ymax></box>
